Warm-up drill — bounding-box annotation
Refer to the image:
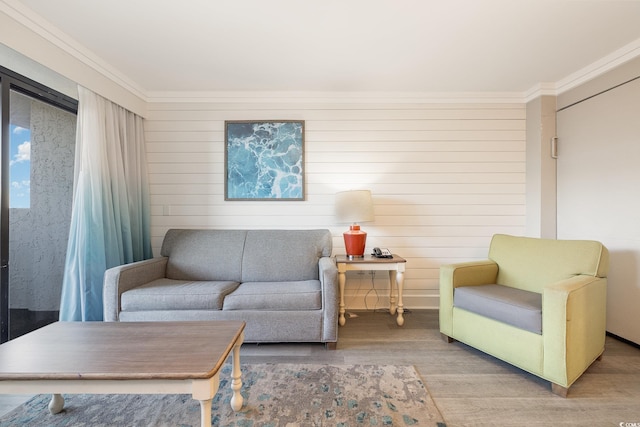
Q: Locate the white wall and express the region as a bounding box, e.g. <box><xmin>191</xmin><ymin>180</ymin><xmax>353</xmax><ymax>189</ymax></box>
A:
<box><xmin>0</xmin><ymin>6</ymin><xmax>528</xmax><ymax>311</ymax></box>
<box><xmin>145</xmin><ymin>99</ymin><xmax>527</xmax><ymax>309</ymax></box>
<box><xmin>525</xmin><ymin>95</ymin><xmax>557</xmax><ymax>238</ymax></box>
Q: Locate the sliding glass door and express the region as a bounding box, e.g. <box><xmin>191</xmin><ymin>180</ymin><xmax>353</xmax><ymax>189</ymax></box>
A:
<box><xmin>0</xmin><ymin>67</ymin><xmax>77</xmax><ymax>342</ymax></box>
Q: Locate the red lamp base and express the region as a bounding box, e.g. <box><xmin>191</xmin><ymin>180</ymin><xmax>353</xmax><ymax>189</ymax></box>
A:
<box><xmin>343</xmin><ymin>225</ymin><xmax>367</xmax><ymax>258</ymax></box>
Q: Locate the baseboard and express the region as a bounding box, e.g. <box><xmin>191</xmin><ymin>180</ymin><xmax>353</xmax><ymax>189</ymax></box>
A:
<box><xmin>607</xmin><ymin>331</ymin><xmax>640</xmax><ymax>349</ymax></box>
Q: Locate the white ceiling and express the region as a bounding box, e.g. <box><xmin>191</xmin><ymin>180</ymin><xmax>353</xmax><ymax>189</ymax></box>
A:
<box><xmin>10</xmin><ymin>0</ymin><xmax>640</xmax><ymax>97</ymax></box>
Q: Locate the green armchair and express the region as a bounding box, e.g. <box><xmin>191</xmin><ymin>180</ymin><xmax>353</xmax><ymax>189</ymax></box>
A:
<box><xmin>439</xmin><ymin>234</ymin><xmax>609</xmax><ymax>397</ymax></box>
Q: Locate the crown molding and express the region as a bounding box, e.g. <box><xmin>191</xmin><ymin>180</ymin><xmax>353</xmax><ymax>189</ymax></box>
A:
<box><xmin>523</xmin><ymin>36</ymin><xmax>640</xmax><ymax>103</ymax></box>
<box><xmin>524</xmin><ymin>83</ymin><xmax>558</xmax><ymax>103</ymax></box>
<box><xmin>555</xmin><ymin>37</ymin><xmax>640</xmax><ymax>95</ymax></box>
<box><xmin>144</xmin><ymin>90</ymin><xmax>527</xmax><ymax>104</ymax></box>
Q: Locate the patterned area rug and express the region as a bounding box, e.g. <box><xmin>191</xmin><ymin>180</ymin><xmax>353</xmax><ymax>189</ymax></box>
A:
<box><xmin>0</xmin><ymin>363</ymin><xmax>446</xmax><ymax>426</ymax></box>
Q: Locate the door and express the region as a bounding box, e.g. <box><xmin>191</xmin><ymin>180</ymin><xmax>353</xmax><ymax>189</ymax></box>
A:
<box><xmin>556</xmin><ymin>77</ymin><xmax>640</xmax><ymax>345</ymax></box>
<box><xmin>0</xmin><ymin>68</ymin><xmax>77</xmax><ymax>342</ymax></box>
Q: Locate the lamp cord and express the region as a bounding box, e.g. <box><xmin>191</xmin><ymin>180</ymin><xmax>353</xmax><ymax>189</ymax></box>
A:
<box><xmin>364</xmin><ymin>271</ymin><xmax>380</xmax><ymax>312</ymax></box>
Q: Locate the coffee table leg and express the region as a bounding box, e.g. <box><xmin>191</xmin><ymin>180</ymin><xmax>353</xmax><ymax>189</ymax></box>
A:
<box><xmin>48</xmin><ymin>394</ymin><xmax>64</xmax><ymax>414</ymax></box>
<box><xmin>230</xmin><ymin>333</ymin><xmax>243</xmax><ymax>411</ymax></box>
<box><xmin>198</xmin><ymin>399</ymin><xmax>212</xmax><ymax>427</ymax></box>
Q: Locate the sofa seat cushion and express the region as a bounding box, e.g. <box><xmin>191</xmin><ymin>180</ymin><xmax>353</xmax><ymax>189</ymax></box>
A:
<box><xmin>121</xmin><ymin>278</ymin><xmax>240</xmax><ymax>311</ymax></box>
<box><xmin>454</xmin><ymin>284</ymin><xmax>542</xmax><ymax>334</ymax></box>
<box><xmin>223</xmin><ymin>280</ymin><xmax>322</xmax><ymax>311</ymax></box>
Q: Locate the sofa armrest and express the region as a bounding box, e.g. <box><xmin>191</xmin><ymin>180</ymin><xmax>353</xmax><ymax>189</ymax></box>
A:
<box><xmin>543</xmin><ymin>275</ymin><xmax>607</xmax><ymax>387</ymax></box>
<box><xmin>319</xmin><ymin>256</ymin><xmax>339</xmax><ymax>342</ymax></box>
<box><xmin>439</xmin><ymin>260</ymin><xmax>499</xmax><ymax>336</ymax></box>
<box><xmin>103</xmin><ymin>257</ymin><xmax>168</xmax><ymax>321</ymax></box>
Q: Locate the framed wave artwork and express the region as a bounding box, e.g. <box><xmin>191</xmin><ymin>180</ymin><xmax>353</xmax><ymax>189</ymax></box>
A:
<box><xmin>224</xmin><ymin>120</ymin><xmax>305</xmax><ymax>201</ymax></box>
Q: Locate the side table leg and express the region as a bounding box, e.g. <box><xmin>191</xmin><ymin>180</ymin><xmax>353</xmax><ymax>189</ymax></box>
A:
<box><xmin>396</xmin><ymin>269</ymin><xmax>405</xmax><ymax>326</ymax></box>
<box><xmin>388</xmin><ymin>270</ymin><xmax>397</xmax><ymax>315</ymax></box>
<box><xmin>230</xmin><ymin>332</ymin><xmax>244</xmax><ymax>411</ymax></box>
<box><xmin>338</xmin><ymin>268</ymin><xmax>347</xmax><ymax>326</ymax></box>
<box><xmin>48</xmin><ymin>394</ymin><xmax>65</xmax><ymax>414</ymax></box>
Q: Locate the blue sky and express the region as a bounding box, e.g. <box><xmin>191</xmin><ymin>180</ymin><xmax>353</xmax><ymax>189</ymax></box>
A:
<box><xmin>10</xmin><ymin>124</ymin><xmax>31</xmax><ymax>208</ymax></box>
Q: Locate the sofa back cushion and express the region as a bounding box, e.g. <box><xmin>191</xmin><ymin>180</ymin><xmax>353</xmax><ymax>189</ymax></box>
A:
<box><xmin>241</xmin><ymin>229</ymin><xmax>332</xmax><ymax>282</ymax></box>
<box><xmin>161</xmin><ymin>229</ymin><xmax>247</xmax><ymax>281</ymax></box>
<box><xmin>488</xmin><ymin>234</ymin><xmax>609</xmax><ymax>293</ymax></box>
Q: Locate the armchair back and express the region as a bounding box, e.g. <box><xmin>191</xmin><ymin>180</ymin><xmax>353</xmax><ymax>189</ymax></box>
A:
<box><xmin>489</xmin><ymin>234</ymin><xmax>609</xmax><ymax>293</ymax></box>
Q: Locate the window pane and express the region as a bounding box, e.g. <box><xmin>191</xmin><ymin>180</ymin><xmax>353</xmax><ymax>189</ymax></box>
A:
<box><xmin>9</xmin><ymin>122</ymin><xmax>31</xmax><ymax>208</ymax></box>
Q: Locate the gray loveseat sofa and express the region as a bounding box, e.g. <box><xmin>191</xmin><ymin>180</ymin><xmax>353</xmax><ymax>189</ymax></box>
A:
<box><xmin>103</xmin><ymin>229</ymin><xmax>339</xmax><ymax>348</ymax></box>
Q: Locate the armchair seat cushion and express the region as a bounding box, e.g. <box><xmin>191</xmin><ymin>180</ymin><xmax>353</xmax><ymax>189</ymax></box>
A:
<box><xmin>223</xmin><ymin>280</ymin><xmax>322</xmax><ymax>311</ymax></box>
<box><xmin>454</xmin><ymin>284</ymin><xmax>542</xmax><ymax>334</ymax></box>
<box><xmin>121</xmin><ymin>278</ymin><xmax>240</xmax><ymax>311</ymax></box>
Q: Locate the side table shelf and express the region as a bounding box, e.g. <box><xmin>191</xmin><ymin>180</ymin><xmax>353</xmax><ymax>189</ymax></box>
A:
<box><xmin>335</xmin><ymin>254</ymin><xmax>407</xmax><ymax>326</ymax></box>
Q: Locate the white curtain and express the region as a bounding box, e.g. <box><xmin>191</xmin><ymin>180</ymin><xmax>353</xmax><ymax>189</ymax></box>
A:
<box><xmin>59</xmin><ymin>86</ymin><xmax>152</xmax><ymax>321</ymax></box>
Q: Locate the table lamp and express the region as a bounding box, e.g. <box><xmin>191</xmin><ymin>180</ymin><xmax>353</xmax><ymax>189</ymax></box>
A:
<box><xmin>335</xmin><ymin>190</ymin><xmax>374</xmax><ymax>259</ymax></box>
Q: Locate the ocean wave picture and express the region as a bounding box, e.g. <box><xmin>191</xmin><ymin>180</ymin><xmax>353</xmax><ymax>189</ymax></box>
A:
<box><xmin>225</xmin><ymin>121</ymin><xmax>305</xmax><ymax>200</ymax></box>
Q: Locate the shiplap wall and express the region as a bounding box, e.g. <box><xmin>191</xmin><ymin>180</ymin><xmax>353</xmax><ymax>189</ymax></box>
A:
<box><xmin>144</xmin><ymin>100</ymin><xmax>526</xmax><ymax>309</ymax></box>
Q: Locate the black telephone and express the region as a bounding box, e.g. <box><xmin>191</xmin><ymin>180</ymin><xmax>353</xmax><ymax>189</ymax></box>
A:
<box><xmin>372</xmin><ymin>247</ymin><xmax>393</xmax><ymax>258</ymax></box>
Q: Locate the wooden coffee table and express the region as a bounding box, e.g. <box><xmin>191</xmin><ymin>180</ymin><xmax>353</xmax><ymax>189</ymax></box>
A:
<box><xmin>0</xmin><ymin>321</ymin><xmax>245</xmax><ymax>427</ymax></box>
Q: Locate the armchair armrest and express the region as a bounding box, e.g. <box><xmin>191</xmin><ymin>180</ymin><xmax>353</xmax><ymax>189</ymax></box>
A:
<box><xmin>444</xmin><ymin>260</ymin><xmax>499</xmax><ymax>288</ymax></box>
<box><xmin>439</xmin><ymin>260</ymin><xmax>499</xmax><ymax>336</ymax></box>
<box><xmin>319</xmin><ymin>256</ymin><xmax>339</xmax><ymax>342</ymax></box>
<box><xmin>103</xmin><ymin>257</ymin><xmax>168</xmax><ymax>321</ymax></box>
<box><xmin>543</xmin><ymin>274</ymin><xmax>607</xmax><ymax>387</ymax></box>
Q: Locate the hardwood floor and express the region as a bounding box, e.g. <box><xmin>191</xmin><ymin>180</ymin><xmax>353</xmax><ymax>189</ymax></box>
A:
<box><xmin>2</xmin><ymin>310</ymin><xmax>639</xmax><ymax>426</ymax></box>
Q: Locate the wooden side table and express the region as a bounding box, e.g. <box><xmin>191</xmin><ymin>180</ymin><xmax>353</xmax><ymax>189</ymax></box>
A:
<box><xmin>335</xmin><ymin>254</ymin><xmax>407</xmax><ymax>326</ymax></box>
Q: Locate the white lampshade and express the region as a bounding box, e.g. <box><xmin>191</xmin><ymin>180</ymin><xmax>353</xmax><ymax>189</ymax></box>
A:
<box><xmin>335</xmin><ymin>190</ymin><xmax>374</xmax><ymax>224</ymax></box>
